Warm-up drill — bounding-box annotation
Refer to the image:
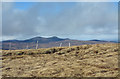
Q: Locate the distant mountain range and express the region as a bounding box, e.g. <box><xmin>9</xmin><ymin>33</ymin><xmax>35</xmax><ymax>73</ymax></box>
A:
<box><xmin>2</xmin><ymin>36</ymin><xmax>67</xmax><ymax>43</ymax></box>
<box><xmin>1</xmin><ymin>36</ymin><xmax>116</xmax><ymax>50</ymax></box>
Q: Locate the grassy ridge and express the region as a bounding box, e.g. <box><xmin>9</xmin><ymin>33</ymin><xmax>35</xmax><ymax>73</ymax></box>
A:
<box><xmin>2</xmin><ymin>43</ymin><xmax>119</xmax><ymax>77</ymax></box>
<box><xmin>2</xmin><ymin>43</ymin><xmax>118</xmax><ymax>56</ymax></box>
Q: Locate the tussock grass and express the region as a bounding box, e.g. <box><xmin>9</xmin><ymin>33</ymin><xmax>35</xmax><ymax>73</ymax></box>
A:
<box><xmin>2</xmin><ymin>43</ymin><xmax>119</xmax><ymax>77</ymax></box>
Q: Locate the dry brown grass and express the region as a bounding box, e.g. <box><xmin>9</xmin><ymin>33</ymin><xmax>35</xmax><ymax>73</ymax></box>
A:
<box><xmin>1</xmin><ymin>43</ymin><xmax>119</xmax><ymax>77</ymax></box>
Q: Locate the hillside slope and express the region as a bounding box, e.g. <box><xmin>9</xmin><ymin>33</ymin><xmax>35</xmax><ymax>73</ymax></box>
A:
<box><xmin>1</xmin><ymin>36</ymin><xmax>113</xmax><ymax>50</ymax></box>
<box><xmin>2</xmin><ymin>43</ymin><xmax>119</xmax><ymax>77</ymax></box>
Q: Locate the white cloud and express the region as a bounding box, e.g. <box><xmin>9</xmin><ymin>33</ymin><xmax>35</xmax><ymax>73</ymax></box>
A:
<box><xmin>2</xmin><ymin>2</ymin><xmax>118</xmax><ymax>41</ymax></box>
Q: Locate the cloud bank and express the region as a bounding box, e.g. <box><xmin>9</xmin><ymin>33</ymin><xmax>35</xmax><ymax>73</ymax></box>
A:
<box><xmin>2</xmin><ymin>2</ymin><xmax>118</xmax><ymax>41</ymax></box>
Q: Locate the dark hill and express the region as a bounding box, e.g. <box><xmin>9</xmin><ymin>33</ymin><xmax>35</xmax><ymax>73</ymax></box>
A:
<box><xmin>89</xmin><ymin>39</ymin><xmax>108</xmax><ymax>42</ymax></box>
<box><xmin>3</xmin><ymin>36</ymin><xmax>67</xmax><ymax>43</ymax></box>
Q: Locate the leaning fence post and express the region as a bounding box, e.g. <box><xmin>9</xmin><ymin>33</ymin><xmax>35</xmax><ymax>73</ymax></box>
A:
<box><xmin>69</xmin><ymin>42</ymin><xmax>70</xmax><ymax>47</ymax></box>
<box><xmin>26</xmin><ymin>44</ymin><xmax>28</xmax><ymax>49</ymax></box>
<box><xmin>36</xmin><ymin>41</ymin><xmax>38</xmax><ymax>49</ymax></box>
<box><xmin>59</xmin><ymin>43</ymin><xmax>62</xmax><ymax>47</ymax></box>
<box><xmin>9</xmin><ymin>42</ymin><xmax>11</xmax><ymax>50</ymax></box>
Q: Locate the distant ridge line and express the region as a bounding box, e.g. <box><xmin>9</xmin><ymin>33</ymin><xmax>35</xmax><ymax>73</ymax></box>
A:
<box><xmin>1</xmin><ymin>36</ymin><xmax>117</xmax><ymax>50</ymax></box>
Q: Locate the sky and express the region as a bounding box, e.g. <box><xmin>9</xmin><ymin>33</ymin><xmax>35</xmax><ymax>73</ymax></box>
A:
<box><xmin>2</xmin><ymin>2</ymin><xmax>118</xmax><ymax>41</ymax></box>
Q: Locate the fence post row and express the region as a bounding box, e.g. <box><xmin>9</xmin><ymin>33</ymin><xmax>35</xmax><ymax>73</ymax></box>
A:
<box><xmin>7</xmin><ymin>41</ymin><xmax>71</xmax><ymax>50</ymax></box>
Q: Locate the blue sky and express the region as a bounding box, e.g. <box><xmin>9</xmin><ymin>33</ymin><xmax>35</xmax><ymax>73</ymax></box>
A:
<box><xmin>14</xmin><ymin>2</ymin><xmax>77</xmax><ymax>17</ymax></box>
<box><xmin>15</xmin><ymin>2</ymin><xmax>35</xmax><ymax>10</ymax></box>
<box><xmin>2</xmin><ymin>2</ymin><xmax>118</xmax><ymax>41</ymax></box>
